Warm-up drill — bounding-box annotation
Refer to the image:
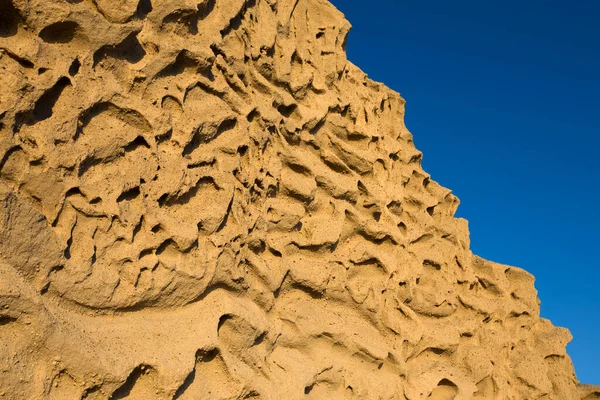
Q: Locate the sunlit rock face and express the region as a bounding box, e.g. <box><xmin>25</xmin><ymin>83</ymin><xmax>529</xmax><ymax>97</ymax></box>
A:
<box><xmin>0</xmin><ymin>0</ymin><xmax>598</xmax><ymax>399</ymax></box>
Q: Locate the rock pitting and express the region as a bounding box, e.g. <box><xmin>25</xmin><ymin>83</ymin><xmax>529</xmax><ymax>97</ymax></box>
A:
<box><xmin>0</xmin><ymin>0</ymin><xmax>598</xmax><ymax>399</ymax></box>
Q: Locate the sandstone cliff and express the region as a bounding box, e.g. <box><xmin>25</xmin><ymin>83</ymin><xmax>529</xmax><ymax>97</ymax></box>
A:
<box><xmin>0</xmin><ymin>0</ymin><xmax>598</xmax><ymax>398</ymax></box>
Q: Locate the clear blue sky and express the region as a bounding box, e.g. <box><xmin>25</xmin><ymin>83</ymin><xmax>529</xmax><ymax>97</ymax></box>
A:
<box><xmin>330</xmin><ymin>0</ymin><xmax>600</xmax><ymax>384</ymax></box>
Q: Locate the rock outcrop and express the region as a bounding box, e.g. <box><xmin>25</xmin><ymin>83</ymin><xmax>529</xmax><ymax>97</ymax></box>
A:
<box><xmin>0</xmin><ymin>0</ymin><xmax>597</xmax><ymax>398</ymax></box>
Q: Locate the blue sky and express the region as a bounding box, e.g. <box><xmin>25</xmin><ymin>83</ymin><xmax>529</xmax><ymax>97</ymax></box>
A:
<box><xmin>329</xmin><ymin>0</ymin><xmax>600</xmax><ymax>384</ymax></box>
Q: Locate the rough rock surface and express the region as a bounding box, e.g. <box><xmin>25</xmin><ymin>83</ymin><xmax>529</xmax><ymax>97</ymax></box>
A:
<box><xmin>0</xmin><ymin>0</ymin><xmax>598</xmax><ymax>399</ymax></box>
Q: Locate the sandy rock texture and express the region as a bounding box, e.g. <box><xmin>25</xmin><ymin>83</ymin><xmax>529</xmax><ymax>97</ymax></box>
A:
<box><xmin>0</xmin><ymin>0</ymin><xmax>598</xmax><ymax>398</ymax></box>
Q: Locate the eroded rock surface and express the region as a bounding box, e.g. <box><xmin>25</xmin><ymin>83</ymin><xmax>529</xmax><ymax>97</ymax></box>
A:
<box><xmin>0</xmin><ymin>0</ymin><xmax>597</xmax><ymax>398</ymax></box>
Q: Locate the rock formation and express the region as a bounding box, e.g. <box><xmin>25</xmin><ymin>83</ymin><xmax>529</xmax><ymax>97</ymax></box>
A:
<box><xmin>0</xmin><ymin>0</ymin><xmax>598</xmax><ymax>398</ymax></box>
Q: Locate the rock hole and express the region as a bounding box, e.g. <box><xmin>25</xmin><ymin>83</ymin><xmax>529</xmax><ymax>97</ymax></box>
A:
<box><xmin>197</xmin><ymin>348</ymin><xmax>219</xmax><ymax>362</ymax></box>
<box><xmin>438</xmin><ymin>379</ymin><xmax>456</xmax><ymax>387</ymax></box>
<box><xmin>0</xmin><ymin>315</ymin><xmax>17</xmax><ymax>326</ymax></box>
<box><xmin>423</xmin><ymin>259</ymin><xmax>441</xmax><ymax>271</ymax></box>
<box><xmin>0</xmin><ymin>0</ymin><xmax>21</xmax><ymax>37</ymax></box>
<box><xmin>156</xmin><ymin>128</ymin><xmax>173</xmax><ymax>144</ymax></box>
<box><xmin>117</xmin><ymin>187</ymin><xmax>140</xmax><ymax>202</ymax></box>
<box><xmin>246</xmin><ymin>108</ymin><xmax>259</xmax><ymax>122</ymax></box>
<box><xmin>40</xmin><ymin>282</ymin><xmax>50</xmax><ymax>295</ymax></box>
<box><xmin>348</xmin><ymin>132</ymin><xmax>367</xmax><ymax>141</ymax></box>
<box><xmin>157</xmin><ymin>193</ymin><xmax>168</xmax><ymax>207</ymax></box>
<box><xmin>386</xmin><ymin>200</ymin><xmax>402</xmax><ymax>216</ymax></box>
<box><xmin>135</xmin><ymin>0</ymin><xmax>152</xmax><ymax>19</ymax></box>
<box><xmin>217</xmin><ymin>118</ymin><xmax>237</xmax><ymax>136</ymax></box>
<box><xmin>14</xmin><ymin>77</ymin><xmax>71</xmax><ymax>132</ymax></box>
<box><xmin>217</xmin><ymin>314</ymin><xmax>233</xmax><ymax>331</ymax></box>
<box><xmin>253</xmin><ymin>331</ymin><xmax>266</xmax><ymax>346</ymax></box>
<box><xmin>197</xmin><ymin>0</ymin><xmax>216</xmax><ymax>20</ymax></box>
<box><xmin>427</xmin><ymin>379</ymin><xmax>458</xmax><ymax>399</ymax></box>
<box><xmin>304</xmin><ymin>384</ymin><xmax>314</xmax><ymax>394</ymax></box>
<box><xmin>266</xmin><ymin>184</ymin><xmax>278</xmax><ymax>198</ymax></box>
<box><xmin>39</xmin><ymin>21</ymin><xmax>80</xmax><ymax>43</ymax></box>
<box><xmin>63</xmin><ymin>233</ymin><xmax>73</xmax><ymax>259</ymax></box>
<box><xmin>68</xmin><ymin>58</ymin><xmax>81</xmax><ymax>76</ymax></box>
<box><xmin>139</xmin><ymin>248</ymin><xmax>153</xmax><ymax>259</ymax></box>
<box><xmin>34</xmin><ymin>77</ymin><xmax>71</xmax><ymax>120</ymax></box>
<box><xmin>269</xmin><ymin>248</ymin><xmax>282</xmax><ymax>258</ymax></box>
<box><xmin>276</xmin><ymin>103</ymin><xmax>297</xmax><ymax>118</ymax></box>
<box><xmin>93</xmin><ymin>31</ymin><xmax>146</xmax><ymax>67</ymax></box>
<box><xmin>287</xmin><ymin>162</ymin><xmax>310</xmax><ymax>175</ymax></box>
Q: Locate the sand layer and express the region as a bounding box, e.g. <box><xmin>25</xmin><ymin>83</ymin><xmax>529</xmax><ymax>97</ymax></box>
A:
<box><xmin>0</xmin><ymin>0</ymin><xmax>598</xmax><ymax>398</ymax></box>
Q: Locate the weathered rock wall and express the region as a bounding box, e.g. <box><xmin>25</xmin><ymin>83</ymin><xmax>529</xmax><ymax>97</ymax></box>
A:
<box><xmin>0</xmin><ymin>0</ymin><xmax>598</xmax><ymax>398</ymax></box>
